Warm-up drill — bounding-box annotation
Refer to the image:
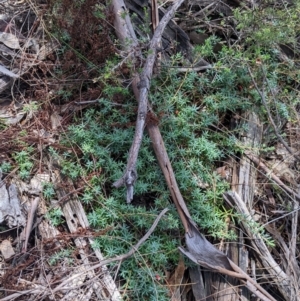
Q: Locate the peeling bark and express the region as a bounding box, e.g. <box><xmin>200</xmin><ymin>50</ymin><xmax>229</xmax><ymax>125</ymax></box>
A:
<box><xmin>0</xmin><ymin>170</ymin><xmax>26</xmax><ymax>228</ymax></box>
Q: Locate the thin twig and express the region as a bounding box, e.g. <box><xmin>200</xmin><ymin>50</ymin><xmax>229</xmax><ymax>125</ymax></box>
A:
<box><xmin>176</xmin><ymin>65</ymin><xmax>213</xmax><ymax>72</ymax></box>
<box><xmin>51</xmin><ymin>208</ymin><xmax>169</xmax><ymax>293</ymax></box>
<box><xmin>0</xmin><ymin>289</ymin><xmax>43</xmax><ymax>301</ymax></box>
<box><xmin>74</xmin><ymin>100</ymin><xmax>126</xmax><ymax>106</ymax></box>
<box><xmin>246</xmin><ymin>152</ymin><xmax>300</xmax><ymax>201</ymax></box>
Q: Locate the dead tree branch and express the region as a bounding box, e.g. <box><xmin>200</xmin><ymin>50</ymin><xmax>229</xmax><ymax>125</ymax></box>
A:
<box><xmin>51</xmin><ymin>208</ymin><xmax>169</xmax><ymax>293</ymax></box>
<box><xmin>224</xmin><ymin>191</ymin><xmax>297</xmax><ymax>300</ymax></box>
<box><xmin>113</xmin><ymin>0</ymin><xmax>186</xmax><ymax>203</ymax></box>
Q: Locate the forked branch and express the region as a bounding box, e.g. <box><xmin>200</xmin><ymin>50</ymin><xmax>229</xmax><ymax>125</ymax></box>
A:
<box><xmin>113</xmin><ymin>0</ymin><xmax>185</xmax><ymax>203</ymax></box>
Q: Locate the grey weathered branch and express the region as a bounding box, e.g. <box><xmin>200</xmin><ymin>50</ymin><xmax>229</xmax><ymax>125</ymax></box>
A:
<box><xmin>0</xmin><ymin>170</ymin><xmax>26</xmax><ymax>228</ymax></box>
<box><xmin>224</xmin><ymin>191</ymin><xmax>297</xmax><ymax>300</ymax></box>
<box><xmin>50</xmin><ymin>208</ymin><xmax>169</xmax><ymax>294</ymax></box>
<box><xmin>0</xmin><ymin>64</ymin><xmax>19</xmax><ymax>78</ymax></box>
<box><xmin>113</xmin><ymin>0</ymin><xmax>186</xmax><ymax>203</ymax></box>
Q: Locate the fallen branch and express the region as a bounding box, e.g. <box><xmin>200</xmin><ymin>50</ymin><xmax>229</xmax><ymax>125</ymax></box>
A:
<box><xmin>51</xmin><ymin>208</ymin><xmax>169</xmax><ymax>293</ymax></box>
<box><xmin>113</xmin><ymin>0</ymin><xmax>186</xmax><ymax>203</ymax></box>
<box><xmin>246</xmin><ymin>152</ymin><xmax>300</xmax><ymax>201</ymax></box>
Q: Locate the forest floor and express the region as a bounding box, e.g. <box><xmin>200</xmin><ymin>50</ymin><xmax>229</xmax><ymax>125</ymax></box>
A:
<box><xmin>0</xmin><ymin>0</ymin><xmax>300</xmax><ymax>300</ymax></box>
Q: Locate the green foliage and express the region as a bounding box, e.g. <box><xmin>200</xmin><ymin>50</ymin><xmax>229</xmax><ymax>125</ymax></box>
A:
<box><xmin>42</xmin><ymin>182</ymin><xmax>56</xmax><ymax>200</ymax></box>
<box><xmin>239</xmin><ymin>214</ymin><xmax>275</xmax><ymax>247</ymax></box>
<box><xmin>45</xmin><ymin>1</ymin><xmax>300</xmax><ymax>299</ymax></box>
<box><xmin>234</xmin><ymin>2</ymin><xmax>300</xmax><ymax>48</ymax></box>
<box><xmin>48</xmin><ymin>248</ymin><xmax>73</xmax><ymax>266</ymax></box>
<box><xmin>93</xmin><ymin>3</ymin><xmax>105</xmax><ymax>19</ymax></box>
<box><xmin>22</xmin><ymin>101</ymin><xmax>39</xmax><ymax>114</ymax></box>
<box><xmin>0</xmin><ymin>161</ymin><xmax>12</xmax><ymax>173</ymax></box>
<box><xmin>46</xmin><ymin>208</ymin><xmax>64</xmax><ymax>227</ymax></box>
<box><xmin>13</xmin><ymin>148</ymin><xmax>34</xmax><ymax>179</ymax></box>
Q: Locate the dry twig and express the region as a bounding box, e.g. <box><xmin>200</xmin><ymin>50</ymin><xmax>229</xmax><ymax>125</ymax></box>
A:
<box><xmin>50</xmin><ymin>208</ymin><xmax>169</xmax><ymax>294</ymax></box>
<box><xmin>0</xmin><ymin>208</ymin><xmax>169</xmax><ymax>300</ymax></box>
<box><xmin>113</xmin><ymin>0</ymin><xmax>186</xmax><ymax>203</ymax></box>
<box><xmin>246</xmin><ymin>152</ymin><xmax>300</xmax><ymax>201</ymax></box>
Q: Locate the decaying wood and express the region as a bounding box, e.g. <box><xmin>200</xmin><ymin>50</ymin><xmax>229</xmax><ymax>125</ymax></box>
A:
<box><xmin>212</xmin><ymin>239</ymin><xmax>239</xmax><ymax>300</ymax></box>
<box><xmin>167</xmin><ymin>256</ymin><xmax>185</xmax><ymax>301</ymax></box>
<box><xmin>236</xmin><ymin>112</ymin><xmax>262</xmax><ymax>301</ymax></box>
<box><xmin>224</xmin><ymin>191</ymin><xmax>298</xmax><ymax>301</ymax></box>
<box><xmin>238</xmin><ymin>227</ymin><xmax>250</xmax><ymax>301</ymax></box>
<box><xmin>0</xmin><ymin>170</ymin><xmax>26</xmax><ymax>228</ymax></box>
<box><xmin>189</xmin><ymin>266</ymin><xmax>209</xmax><ymax>301</ymax></box>
<box><xmin>56</xmin><ymin>179</ymin><xmax>122</xmax><ymax>301</ymax></box>
<box><xmin>22</xmin><ymin>197</ymin><xmax>39</xmax><ymax>253</ymax></box>
<box><xmin>49</xmin><ymin>208</ymin><xmax>169</xmax><ymax>294</ymax></box>
<box><xmin>236</xmin><ymin>112</ymin><xmax>262</xmax><ymax>208</ymax></box>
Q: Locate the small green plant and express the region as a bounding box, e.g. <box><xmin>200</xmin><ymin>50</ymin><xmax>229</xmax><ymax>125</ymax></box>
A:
<box><xmin>93</xmin><ymin>3</ymin><xmax>105</xmax><ymax>19</ymax></box>
<box><xmin>22</xmin><ymin>101</ymin><xmax>39</xmax><ymax>114</ymax></box>
<box><xmin>13</xmin><ymin>148</ymin><xmax>34</xmax><ymax>179</ymax></box>
<box><xmin>48</xmin><ymin>249</ymin><xmax>73</xmax><ymax>266</ymax></box>
<box><xmin>42</xmin><ymin>182</ymin><xmax>56</xmax><ymax>200</ymax></box>
<box><xmin>46</xmin><ymin>208</ymin><xmax>64</xmax><ymax>227</ymax></box>
<box><xmin>57</xmin><ymin>89</ymin><xmax>72</xmax><ymax>101</ymax></box>
<box><xmin>0</xmin><ymin>161</ymin><xmax>12</xmax><ymax>173</ymax></box>
<box><xmin>239</xmin><ymin>214</ymin><xmax>275</xmax><ymax>247</ymax></box>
